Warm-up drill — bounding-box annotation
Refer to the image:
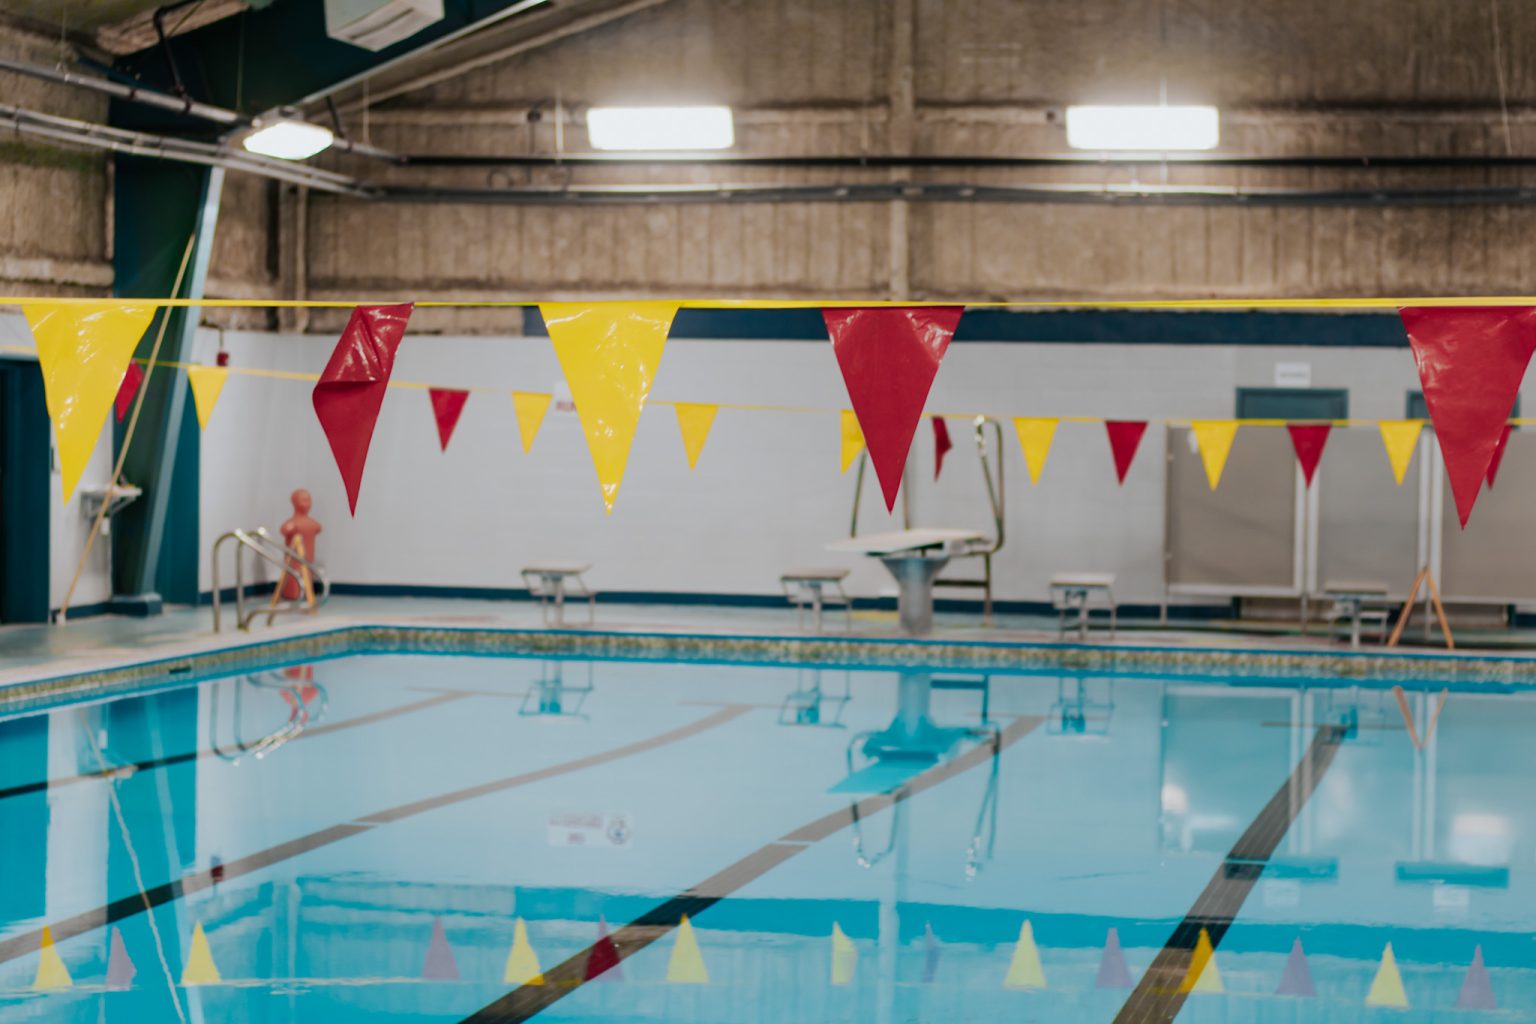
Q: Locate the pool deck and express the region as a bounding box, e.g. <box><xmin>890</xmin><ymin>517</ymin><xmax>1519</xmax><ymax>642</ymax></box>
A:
<box><xmin>3</xmin><ymin>596</ymin><xmax>1535</xmax><ymax>693</ymax></box>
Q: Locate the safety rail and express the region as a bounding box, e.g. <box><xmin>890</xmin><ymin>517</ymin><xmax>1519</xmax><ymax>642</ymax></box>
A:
<box><xmin>849</xmin><ymin>415</ymin><xmax>1006</xmax><ymax>622</ymax></box>
<box><xmin>211</xmin><ymin>527</ymin><xmax>329</xmax><ymax>632</ymax></box>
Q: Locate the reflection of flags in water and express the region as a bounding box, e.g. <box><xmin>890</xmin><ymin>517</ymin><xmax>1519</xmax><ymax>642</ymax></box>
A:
<box><xmin>1275</xmin><ymin>937</ymin><xmax>1315</xmax><ymax>997</ymax></box>
<box><xmin>422</xmin><ymin>918</ymin><xmax>460</xmax><ymax>980</ymax></box>
<box><xmin>586</xmin><ymin>917</ymin><xmax>624</xmax><ymax>981</ymax></box>
<box><xmin>922</xmin><ymin>922</ymin><xmax>940</xmax><ymax>982</ymax></box>
<box><xmin>1095</xmin><ymin>928</ymin><xmax>1133</xmax><ymax>988</ymax></box>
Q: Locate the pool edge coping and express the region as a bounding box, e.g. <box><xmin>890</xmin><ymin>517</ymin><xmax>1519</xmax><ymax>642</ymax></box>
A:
<box><xmin>6</xmin><ymin>619</ymin><xmax>1536</xmax><ymax>712</ymax></box>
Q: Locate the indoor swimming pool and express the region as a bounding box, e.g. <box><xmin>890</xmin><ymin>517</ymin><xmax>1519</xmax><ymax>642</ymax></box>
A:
<box><xmin>0</xmin><ymin>649</ymin><xmax>1530</xmax><ymax>1022</ymax></box>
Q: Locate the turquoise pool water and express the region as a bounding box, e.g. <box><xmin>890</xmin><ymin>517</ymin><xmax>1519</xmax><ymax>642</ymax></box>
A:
<box><xmin>0</xmin><ymin>651</ymin><xmax>1530</xmax><ymax>1022</ymax></box>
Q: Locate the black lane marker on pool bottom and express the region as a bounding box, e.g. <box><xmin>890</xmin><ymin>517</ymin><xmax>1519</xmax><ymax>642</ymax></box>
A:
<box><xmin>1113</xmin><ymin>723</ymin><xmax>1347</xmax><ymax>1024</ymax></box>
<box><xmin>0</xmin><ymin>704</ymin><xmax>751</xmax><ymax>968</ymax></box>
<box><xmin>0</xmin><ymin>690</ymin><xmax>475</xmax><ymax>804</ymax></box>
<box><xmin>461</xmin><ymin>714</ymin><xmax>1046</xmax><ymax>1024</ymax></box>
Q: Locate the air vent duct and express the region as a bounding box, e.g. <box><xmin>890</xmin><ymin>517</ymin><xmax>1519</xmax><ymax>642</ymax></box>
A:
<box><xmin>324</xmin><ymin>0</ymin><xmax>445</xmax><ymax>51</ymax></box>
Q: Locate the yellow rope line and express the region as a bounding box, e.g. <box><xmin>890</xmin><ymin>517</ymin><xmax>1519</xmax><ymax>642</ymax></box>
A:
<box><xmin>4</xmin><ymin>342</ymin><xmax>1529</xmax><ymax>426</ymax></box>
<box><xmin>2</xmin><ymin>295</ymin><xmax>1536</xmax><ymax>310</ymax></box>
<box><xmin>6</xmin><ymin>347</ymin><xmax>1532</xmax><ymax>427</ymax></box>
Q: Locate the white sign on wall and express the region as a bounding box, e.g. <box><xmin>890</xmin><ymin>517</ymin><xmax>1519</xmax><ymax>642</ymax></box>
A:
<box><xmin>1274</xmin><ymin>362</ymin><xmax>1312</xmax><ymax>388</ymax></box>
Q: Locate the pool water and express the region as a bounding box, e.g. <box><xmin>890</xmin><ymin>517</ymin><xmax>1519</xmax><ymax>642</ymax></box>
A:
<box><xmin>0</xmin><ymin>652</ymin><xmax>1531</xmax><ymax>1022</ymax></box>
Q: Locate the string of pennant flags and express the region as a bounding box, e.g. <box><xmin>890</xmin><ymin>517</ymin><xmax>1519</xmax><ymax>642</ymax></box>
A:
<box><xmin>22</xmin><ymin>910</ymin><xmax>1499</xmax><ymax>1011</ymax></box>
<box><xmin>7</xmin><ymin>299</ymin><xmax>1533</xmax><ymax>525</ymax></box>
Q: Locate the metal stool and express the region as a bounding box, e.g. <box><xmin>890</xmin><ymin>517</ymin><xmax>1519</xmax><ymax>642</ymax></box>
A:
<box><xmin>1049</xmin><ymin>573</ymin><xmax>1118</xmax><ymax>639</ymax></box>
<box><xmin>780</xmin><ymin>569</ymin><xmax>853</xmax><ymax>633</ymax></box>
<box><xmin>521</xmin><ymin>564</ymin><xmax>596</xmax><ymax>626</ymax></box>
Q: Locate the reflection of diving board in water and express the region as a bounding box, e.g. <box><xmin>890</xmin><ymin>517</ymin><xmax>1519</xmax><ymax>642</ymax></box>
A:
<box><xmin>828</xmin><ymin>529</ymin><xmax>984</xmax><ymax>636</ymax></box>
<box><xmin>832</xmin><ymin>670</ymin><xmax>1000</xmax><ymax>874</ymax></box>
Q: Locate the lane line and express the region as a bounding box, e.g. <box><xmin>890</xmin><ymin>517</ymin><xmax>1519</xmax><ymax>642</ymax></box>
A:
<box><xmin>461</xmin><ymin>714</ymin><xmax>1045</xmax><ymax>1024</ymax></box>
<box><xmin>1112</xmin><ymin>723</ymin><xmax>1348</xmax><ymax>1024</ymax></box>
<box><xmin>0</xmin><ymin>705</ymin><xmax>750</xmax><ymax>966</ymax></box>
<box><xmin>0</xmin><ymin>690</ymin><xmax>475</xmax><ymax>803</ymax></box>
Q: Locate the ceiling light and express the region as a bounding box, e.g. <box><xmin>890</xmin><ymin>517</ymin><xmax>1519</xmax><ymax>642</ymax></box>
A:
<box><xmin>241</xmin><ymin>116</ymin><xmax>335</xmax><ymax>161</ymax></box>
<box><xmin>586</xmin><ymin>105</ymin><xmax>734</xmax><ymax>151</ymax></box>
<box><xmin>1065</xmin><ymin>105</ymin><xmax>1219</xmax><ymax>151</ymax></box>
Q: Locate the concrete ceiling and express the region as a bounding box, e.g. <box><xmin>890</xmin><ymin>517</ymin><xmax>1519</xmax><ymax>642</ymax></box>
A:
<box><xmin>0</xmin><ymin>0</ymin><xmax>168</xmax><ymax>31</ymax></box>
<box><xmin>0</xmin><ymin>0</ymin><xmax>252</xmax><ymax>52</ymax></box>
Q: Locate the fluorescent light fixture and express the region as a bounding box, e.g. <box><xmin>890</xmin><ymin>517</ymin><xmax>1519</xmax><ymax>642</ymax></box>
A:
<box><xmin>1065</xmin><ymin>105</ymin><xmax>1219</xmax><ymax>151</ymax></box>
<box><xmin>241</xmin><ymin>117</ymin><xmax>335</xmax><ymax>161</ymax></box>
<box><xmin>586</xmin><ymin>105</ymin><xmax>734</xmax><ymax>151</ymax></box>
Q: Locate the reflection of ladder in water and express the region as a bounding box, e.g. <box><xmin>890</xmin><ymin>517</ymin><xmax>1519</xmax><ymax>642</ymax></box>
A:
<box><xmin>849</xmin><ymin>416</ymin><xmax>1005</xmax><ymax>623</ymax></box>
<box><xmin>846</xmin><ymin>673</ymin><xmax>1000</xmax><ymax>877</ymax></box>
<box><xmin>519</xmin><ymin>661</ymin><xmax>595</xmax><ymax>718</ymax></box>
<box><xmin>209</xmin><ymin>671</ymin><xmax>329</xmax><ymax>763</ymax></box>
<box><xmin>777</xmin><ymin>668</ymin><xmax>853</xmax><ymax>727</ymax></box>
<box><xmin>211</xmin><ymin>528</ymin><xmax>329</xmax><ymax>632</ymax></box>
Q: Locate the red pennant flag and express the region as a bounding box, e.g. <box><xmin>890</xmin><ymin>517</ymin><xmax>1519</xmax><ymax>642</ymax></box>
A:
<box><xmin>585</xmin><ymin>917</ymin><xmax>623</xmax><ymax>981</ymax></box>
<box><xmin>1287</xmin><ymin>424</ymin><xmax>1332</xmax><ymax>486</ymax></box>
<box><xmin>428</xmin><ymin>388</ymin><xmax>469</xmax><ymax>452</ymax></box>
<box><xmin>1400</xmin><ymin>306</ymin><xmax>1536</xmax><ymax>527</ymax></box>
<box><xmin>823</xmin><ymin>306</ymin><xmax>964</xmax><ymax>512</ymax></box>
<box><xmin>1103</xmin><ymin>420</ymin><xmax>1148</xmax><ymax>484</ymax></box>
<box><xmin>115</xmin><ymin>360</ymin><xmax>144</xmax><ymax>423</ymax></box>
<box><xmin>932</xmin><ymin>416</ymin><xmax>953</xmax><ymax>480</ymax></box>
<box><xmin>1485</xmin><ymin>424</ymin><xmax>1513</xmax><ymax>488</ymax></box>
<box><xmin>312</xmin><ymin>303</ymin><xmax>412</xmax><ymax>515</ymax></box>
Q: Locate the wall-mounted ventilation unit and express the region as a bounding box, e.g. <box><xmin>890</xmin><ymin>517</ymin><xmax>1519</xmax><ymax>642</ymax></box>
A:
<box><xmin>324</xmin><ymin>0</ymin><xmax>444</xmax><ymax>52</ymax></box>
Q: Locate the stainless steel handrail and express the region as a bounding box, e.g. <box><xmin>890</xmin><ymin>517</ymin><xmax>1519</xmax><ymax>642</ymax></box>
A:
<box><xmin>211</xmin><ymin>527</ymin><xmax>329</xmax><ymax>631</ymax></box>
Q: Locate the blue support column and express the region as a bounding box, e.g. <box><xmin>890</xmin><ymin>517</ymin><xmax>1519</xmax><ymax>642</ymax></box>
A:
<box><xmin>110</xmin><ymin>161</ymin><xmax>224</xmax><ymax>615</ymax></box>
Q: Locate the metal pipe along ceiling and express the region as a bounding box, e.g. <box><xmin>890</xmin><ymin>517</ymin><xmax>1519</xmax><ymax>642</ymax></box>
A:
<box><xmin>383</xmin><ymin>182</ymin><xmax>1536</xmax><ymax>206</ymax></box>
<box><xmin>0</xmin><ymin>58</ymin><xmax>404</xmax><ymax>164</ymax></box>
<box><xmin>0</xmin><ymin>105</ymin><xmax>378</xmax><ymax>197</ymax></box>
<box><xmin>400</xmin><ymin>152</ymin><xmax>1536</xmax><ymax>170</ymax></box>
<box><xmin>0</xmin><ymin>57</ymin><xmax>243</xmax><ymax>124</ymax></box>
<box><xmin>6</xmin><ymin>102</ymin><xmax>1536</xmax><ymax>206</ymax></box>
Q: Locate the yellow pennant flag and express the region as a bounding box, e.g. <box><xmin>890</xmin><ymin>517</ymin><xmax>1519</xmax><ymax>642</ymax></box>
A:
<box><xmin>1002</xmin><ymin>920</ymin><xmax>1047</xmax><ymax>989</ymax></box>
<box><xmin>1013</xmin><ymin>418</ymin><xmax>1058</xmax><ymax>485</ymax></box>
<box><xmin>32</xmin><ymin>926</ymin><xmax>72</xmax><ymax>990</ymax></box>
<box><xmin>674</xmin><ymin>403</ymin><xmax>718</xmax><ymax>470</ymax></box>
<box><xmin>1379</xmin><ymin>420</ymin><xmax>1424</xmax><ymax>485</ymax></box>
<box><xmin>181</xmin><ymin>921</ymin><xmax>221</xmax><ymax>986</ymax></box>
<box><xmin>830</xmin><ymin>922</ymin><xmax>857</xmax><ymax>985</ymax></box>
<box><xmin>186</xmin><ymin>365</ymin><xmax>229</xmax><ymax>430</ymax></box>
<box><xmin>666</xmin><ymin>914</ymin><xmax>710</xmax><ymax>984</ymax></box>
<box><xmin>1365</xmin><ymin>942</ymin><xmax>1409</xmax><ymax>1008</ymax></box>
<box><xmin>24</xmin><ymin>302</ymin><xmax>155</xmax><ymax>503</ymax></box>
<box><xmin>1191</xmin><ymin>421</ymin><xmax>1240</xmax><ymax>490</ymax></box>
<box><xmin>1178</xmin><ymin>927</ymin><xmax>1224</xmax><ymax>994</ymax></box>
<box><xmin>511</xmin><ymin>392</ymin><xmax>552</xmax><ymax>453</ymax></box>
<box><xmin>503</xmin><ymin>918</ymin><xmax>544</xmax><ymax>985</ymax></box>
<box><xmin>840</xmin><ymin>410</ymin><xmax>864</xmax><ymax>472</ymax></box>
<box><xmin>542</xmin><ymin>302</ymin><xmax>677</xmax><ymax>512</ymax></box>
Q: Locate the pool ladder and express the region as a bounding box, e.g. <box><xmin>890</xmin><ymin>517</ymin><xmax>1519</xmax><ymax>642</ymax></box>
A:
<box><xmin>211</xmin><ymin>527</ymin><xmax>330</xmax><ymax>632</ymax></box>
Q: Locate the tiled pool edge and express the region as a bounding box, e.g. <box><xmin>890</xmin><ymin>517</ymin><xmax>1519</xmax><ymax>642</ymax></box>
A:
<box><xmin>7</xmin><ymin>623</ymin><xmax>1536</xmax><ymax>711</ymax></box>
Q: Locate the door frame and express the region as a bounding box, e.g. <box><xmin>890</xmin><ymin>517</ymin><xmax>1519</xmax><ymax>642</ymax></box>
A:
<box><xmin>0</xmin><ymin>357</ymin><xmax>51</xmax><ymax>623</ymax></box>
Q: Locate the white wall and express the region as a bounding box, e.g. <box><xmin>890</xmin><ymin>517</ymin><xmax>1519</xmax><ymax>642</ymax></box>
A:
<box><xmin>195</xmin><ymin>323</ymin><xmax>1462</xmax><ymax>606</ymax></box>
<box><xmin>0</xmin><ymin>312</ymin><xmax>113</xmax><ymax>615</ymax></box>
